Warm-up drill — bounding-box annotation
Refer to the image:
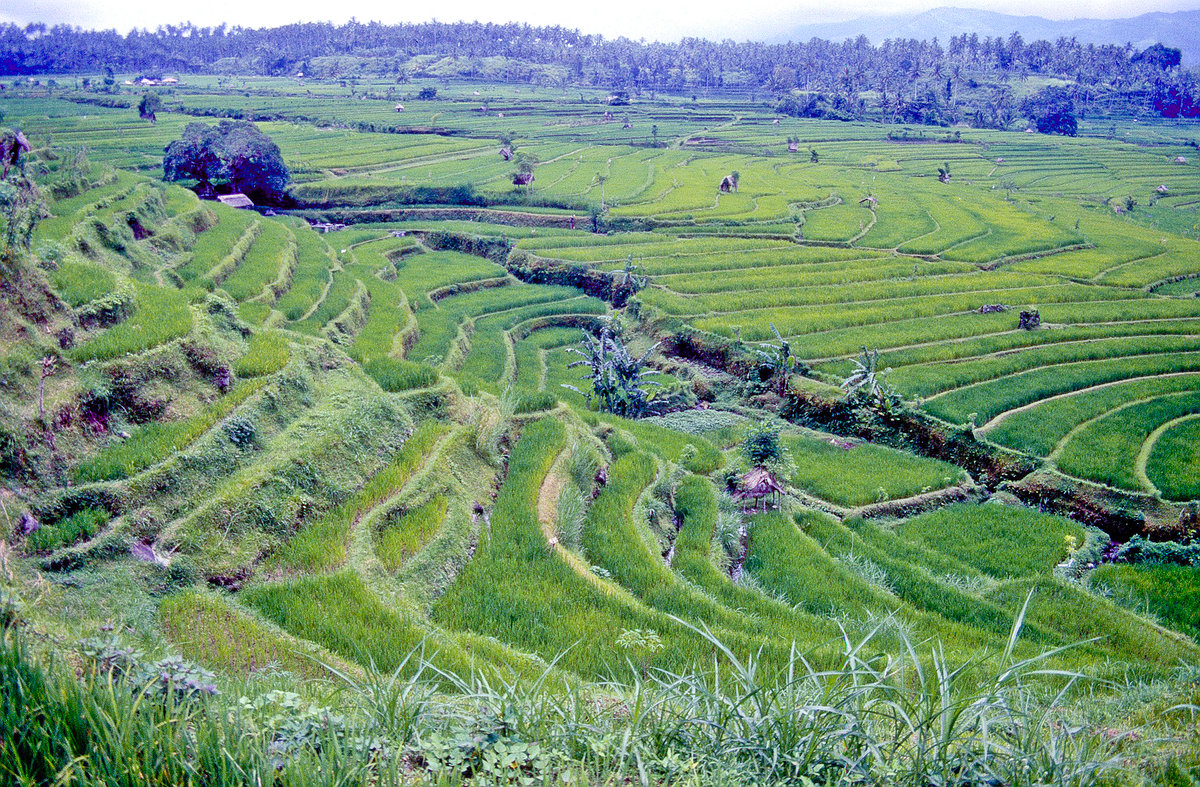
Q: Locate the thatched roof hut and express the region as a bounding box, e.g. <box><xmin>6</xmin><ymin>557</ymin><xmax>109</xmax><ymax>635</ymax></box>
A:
<box><xmin>499</xmin><ymin>146</ymin><xmax>513</xmax><ymax>160</ymax></box>
<box><xmin>732</xmin><ymin>466</ymin><xmax>784</xmax><ymax>509</ymax></box>
<box><xmin>394</xmin><ymin>103</ymin><xmax>405</xmax><ymax>112</ymax></box>
<box><xmin>1157</xmin><ymin>184</ymin><xmax>1170</xmax><ymax>194</ymax></box>
<box><xmin>217</xmin><ymin>193</ymin><xmax>255</xmax><ymax>209</ymax></box>
<box><xmin>719</xmin><ymin>174</ymin><xmax>737</xmax><ymax>193</ymax></box>
<box><xmin>1175</xmin><ymin>156</ymin><xmax>1189</xmax><ymax>164</ymax></box>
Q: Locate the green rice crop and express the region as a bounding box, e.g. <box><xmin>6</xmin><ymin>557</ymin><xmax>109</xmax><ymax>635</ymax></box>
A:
<box><xmin>159</xmin><ymin>590</ymin><xmax>341</xmax><ymax>678</ymax></box>
<box><xmin>807</xmin><ymin>517</ymin><xmax>1057</xmax><ymax>644</ymax></box>
<box><xmin>377</xmin><ymin>496</ymin><xmax>449</xmax><ymax>572</ymax></box>
<box><xmin>25</xmin><ymin>507</ymin><xmax>109</xmax><ymax>552</ymax></box>
<box><xmin>1146</xmin><ymin>416</ymin><xmax>1200</xmax><ymax>500</ymax></box>
<box><xmin>275</xmin><ymin>220</ymin><xmax>335</xmax><ymax>320</ymax></box>
<box><xmin>243</xmin><ymin>571</ymin><xmax>484</xmax><ymax>677</ymax></box>
<box><xmin>363</xmin><ymin>357</ymin><xmax>439</xmax><ymax>392</ymax></box>
<box><xmin>73</xmin><ymin>378</ymin><xmax>268</xmax><ymax>482</ymax></box>
<box><xmin>49</xmin><ymin>260</ymin><xmax>116</xmax><ymax>306</ymax></box>
<box><xmin>1057</xmin><ymin>392</ymin><xmax>1200</xmax><ymax>491</ymax></box>
<box><xmin>220</xmin><ymin>220</ymin><xmax>294</xmax><ymax>302</ymax></box>
<box><xmin>897</xmin><ymin>504</ymin><xmax>1084</xmax><ymax>579</ymax></box>
<box><xmin>176</xmin><ymin>205</ymin><xmax>257</xmax><ymax>283</ymax></box>
<box><xmin>234</xmin><ymin>331</ymin><xmax>291</xmax><ymax>378</ymax></box>
<box><xmin>587</xmin><ymin>413</ymin><xmax>723</xmax><ymax>473</ymax></box>
<box><xmin>985</xmin><ymin>374</ymin><xmax>1200</xmax><ymax>457</ymax></box>
<box><xmin>1089</xmin><ymin>563</ymin><xmax>1200</xmax><ymax>640</ymax></box>
<box><xmin>783</xmin><ymin>433</ymin><xmax>966</xmax><ymax>507</ymax></box>
<box><xmin>271</xmin><ymin>421</ymin><xmax>445</xmax><ymax>572</ymax></box>
<box><xmin>71</xmin><ymin>281</ymin><xmax>194</xmax><ymax>362</ymax></box>
<box><xmin>928</xmin><ymin>352</ymin><xmax>1200</xmax><ymax>425</ymax></box>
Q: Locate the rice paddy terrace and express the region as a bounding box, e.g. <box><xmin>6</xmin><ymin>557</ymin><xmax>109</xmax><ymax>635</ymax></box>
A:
<box><xmin>3</xmin><ymin>75</ymin><xmax>1200</xmax><ymax>781</ymax></box>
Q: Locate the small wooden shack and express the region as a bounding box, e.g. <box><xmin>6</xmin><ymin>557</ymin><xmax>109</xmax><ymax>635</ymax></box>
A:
<box><xmin>719</xmin><ymin>174</ymin><xmax>738</xmax><ymax>193</ymax></box>
<box><xmin>787</xmin><ymin>141</ymin><xmax>799</xmax><ymax>153</ymax></box>
<box><xmin>394</xmin><ymin>103</ymin><xmax>405</xmax><ymax>112</ymax></box>
<box><xmin>858</xmin><ymin>195</ymin><xmax>877</xmax><ymax>207</ymax></box>
<box><xmin>1157</xmin><ymin>184</ymin><xmax>1170</xmax><ymax>194</ymax></box>
<box><xmin>733</xmin><ymin>466</ymin><xmax>784</xmax><ymax>510</ymax></box>
<box><xmin>217</xmin><ymin>193</ymin><xmax>254</xmax><ymax>209</ymax></box>
<box><xmin>499</xmin><ymin>146</ymin><xmax>513</xmax><ymax>161</ymax></box>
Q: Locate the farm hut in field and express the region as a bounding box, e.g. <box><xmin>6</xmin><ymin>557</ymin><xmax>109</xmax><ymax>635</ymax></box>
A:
<box><xmin>499</xmin><ymin>146</ymin><xmax>513</xmax><ymax>160</ymax></box>
<box><xmin>1175</xmin><ymin>156</ymin><xmax>1188</xmax><ymax>164</ymax></box>
<box><xmin>719</xmin><ymin>174</ymin><xmax>738</xmax><ymax>193</ymax></box>
<box><xmin>859</xmin><ymin>195</ymin><xmax>877</xmax><ymax>207</ymax></box>
<box><xmin>513</xmin><ymin>172</ymin><xmax>535</xmax><ymax>186</ymax></box>
<box><xmin>773</xmin><ymin>118</ymin><xmax>781</xmax><ymax>125</ymax></box>
<box><xmin>394</xmin><ymin>103</ymin><xmax>405</xmax><ymax>112</ymax></box>
<box><xmin>217</xmin><ymin>193</ymin><xmax>255</xmax><ymax>209</ymax></box>
<box><xmin>162</xmin><ymin>77</ymin><xmax>179</xmax><ymax>85</ymax></box>
<box><xmin>787</xmin><ymin>140</ymin><xmax>799</xmax><ymax>152</ymax></box>
<box><xmin>733</xmin><ymin>466</ymin><xmax>785</xmax><ymax>510</ymax></box>
<box><xmin>1158</xmin><ymin>184</ymin><xmax>1170</xmax><ymax>194</ymax></box>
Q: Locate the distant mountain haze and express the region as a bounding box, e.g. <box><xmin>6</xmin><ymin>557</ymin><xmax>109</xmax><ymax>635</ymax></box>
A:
<box><xmin>772</xmin><ymin>7</ymin><xmax>1200</xmax><ymax>63</ymax></box>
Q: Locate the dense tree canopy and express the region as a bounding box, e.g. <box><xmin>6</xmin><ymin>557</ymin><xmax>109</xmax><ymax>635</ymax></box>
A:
<box><xmin>1</xmin><ymin>21</ymin><xmax>1196</xmax><ymax>126</ymax></box>
<box><xmin>1022</xmin><ymin>86</ymin><xmax>1078</xmax><ymax>136</ymax></box>
<box><xmin>163</xmin><ymin>121</ymin><xmax>289</xmax><ymax>203</ymax></box>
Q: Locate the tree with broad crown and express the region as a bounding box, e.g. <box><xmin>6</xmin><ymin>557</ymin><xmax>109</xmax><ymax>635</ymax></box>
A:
<box><xmin>163</xmin><ymin>121</ymin><xmax>290</xmax><ymax>203</ymax></box>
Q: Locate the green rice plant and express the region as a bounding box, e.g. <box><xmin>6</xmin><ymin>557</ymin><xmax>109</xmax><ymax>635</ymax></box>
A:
<box><xmin>220</xmin><ymin>220</ymin><xmax>295</xmax><ymax>303</ymax></box>
<box><xmin>897</xmin><ymin>504</ymin><xmax>1084</xmax><ymax>579</ymax></box>
<box><xmin>807</xmin><ymin>517</ymin><xmax>1059</xmax><ymax>645</ymax></box>
<box><xmin>671</xmin><ymin>476</ymin><xmax>843</xmax><ymax>648</ymax></box>
<box><xmin>177</xmin><ymin>206</ymin><xmax>257</xmax><ymax>283</ymax></box>
<box><xmin>783</xmin><ymin>433</ymin><xmax>965</xmax><ymax>507</ymax></box>
<box><xmin>291</xmin><ymin>268</ymin><xmax>356</xmax><ymax>334</ymax></box>
<box><xmin>362</xmin><ymin>357</ymin><xmax>439</xmax><ymax>392</ymax></box>
<box><xmin>1057</xmin><ymin>392</ymin><xmax>1200</xmax><ymax>491</ymax></box>
<box><xmin>986</xmin><ymin>576</ymin><xmax>1199</xmax><ymax>666</ymax></box>
<box><xmin>270</xmin><ymin>421</ymin><xmax>446</xmax><ymax>572</ymax></box>
<box><xmin>347</xmin><ymin>270</ymin><xmax>410</xmax><ymax>365</ymax></box>
<box><xmin>25</xmin><ymin>507</ymin><xmax>109</xmax><ymax>553</ymax></box>
<box><xmin>928</xmin><ymin>352</ymin><xmax>1200</xmax><ymax>425</ymax></box>
<box><xmin>587</xmin><ymin>413</ymin><xmax>723</xmax><ymax>473</ymax></box>
<box><xmin>159</xmin><ymin>590</ymin><xmax>342</xmax><ymax>678</ymax></box>
<box><xmin>243</xmin><ymin>571</ymin><xmax>482</xmax><ymax>678</ymax></box>
<box><xmin>49</xmin><ymin>260</ymin><xmax>116</xmax><ymax>307</ymax></box>
<box><xmin>73</xmin><ymin>378</ymin><xmax>269</xmax><ymax>482</ymax></box>
<box><xmin>1146</xmin><ymin>417</ymin><xmax>1200</xmax><ymax>500</ymax></box>
<box><xmin>891</xmin><ymin>335</ymin><xmax>1200</xmax><ymax>399</ymax></box>
<box><xmin>71</xmin><ymin>281</ymin><xmax>194</xmax><ymax>362</ymax></box>
<box><xmin>234</xmin><ymin>331</ymin><xmax>291</xmax><ymax>378</ymax></box>
<box><xmin>1089</xmin><ymin>563</ymin><xmax>1200</xmax><ymax>640</ymax></box>
<box><xmin>275</xmin><ymin>221</ymin><xmax>334</xmax><ymax>321</ymax></box>
<box><xmin>581</xmin><ymin>451</ymin><xmax>748</xmax><ymax>631</ymax></box>
<box><xmin>376</xmin><ymin>496</ymin><xmax>449</xmax><ymax>572</ymax></box>
<box><xmin>432</xmin><ymin>419</ymin><xmax>749</xmax><ymax>678</ymax></box>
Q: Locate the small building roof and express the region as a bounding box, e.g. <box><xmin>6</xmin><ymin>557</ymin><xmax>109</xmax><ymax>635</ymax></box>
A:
<box><xmin>217</xmin><ymin>193</ymin><xmax>255</xmax><ymax>208</ymax></box>
<box><xmin>733</xmin><ymin>466</ymin><xmax>785</xmax><ymax>500</ymax></box>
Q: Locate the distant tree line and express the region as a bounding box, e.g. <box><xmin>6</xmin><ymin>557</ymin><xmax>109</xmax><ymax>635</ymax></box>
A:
<box><xmin>1</xmin><ymin>20</ymin><xmax>1195</xmax><ymax>123</ymax></box>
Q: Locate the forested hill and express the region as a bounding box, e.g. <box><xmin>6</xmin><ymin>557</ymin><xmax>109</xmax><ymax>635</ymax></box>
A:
<box><xmin>778</xmin><ymin>8</ymin><xmax>1200</xmax><ymax>66</ymax></box>
<box><xmin>1</xmin><ymin>19</ymin><xmax>1196</xmax><ymax>121</ymax></box>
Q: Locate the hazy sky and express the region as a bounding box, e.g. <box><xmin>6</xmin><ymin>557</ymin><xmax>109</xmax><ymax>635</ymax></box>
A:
<box><xmin>6</xmin><ymin>0</ymin><xmax>1200</xmax><ymax>41</ymax></box>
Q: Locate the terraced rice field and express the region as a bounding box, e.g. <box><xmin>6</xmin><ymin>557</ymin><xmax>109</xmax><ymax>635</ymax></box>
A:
<box><xmin>5</xmin><ymin>79</ymin><xmax>1200</xmax><ymax>770</ymax></box>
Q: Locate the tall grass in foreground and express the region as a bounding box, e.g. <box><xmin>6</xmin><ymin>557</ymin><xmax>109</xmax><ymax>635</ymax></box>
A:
<box><xmin>0</xmin><ymin>613</ymin><xmax>1144</xmax><ymax>786</ymax></box>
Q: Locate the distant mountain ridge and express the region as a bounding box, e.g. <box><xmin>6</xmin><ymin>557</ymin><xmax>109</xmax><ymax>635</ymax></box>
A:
<box><xmin>775</xmin><ymin>7</ymin><xmax>1200</xmax><ymax>63</ymax></box>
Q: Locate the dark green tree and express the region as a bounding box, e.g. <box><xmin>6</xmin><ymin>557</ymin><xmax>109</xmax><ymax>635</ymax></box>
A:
<box><xmin>163</xmin><ymin>121</ymin><xmax>290</xmax><ymax>203</ymax></box>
